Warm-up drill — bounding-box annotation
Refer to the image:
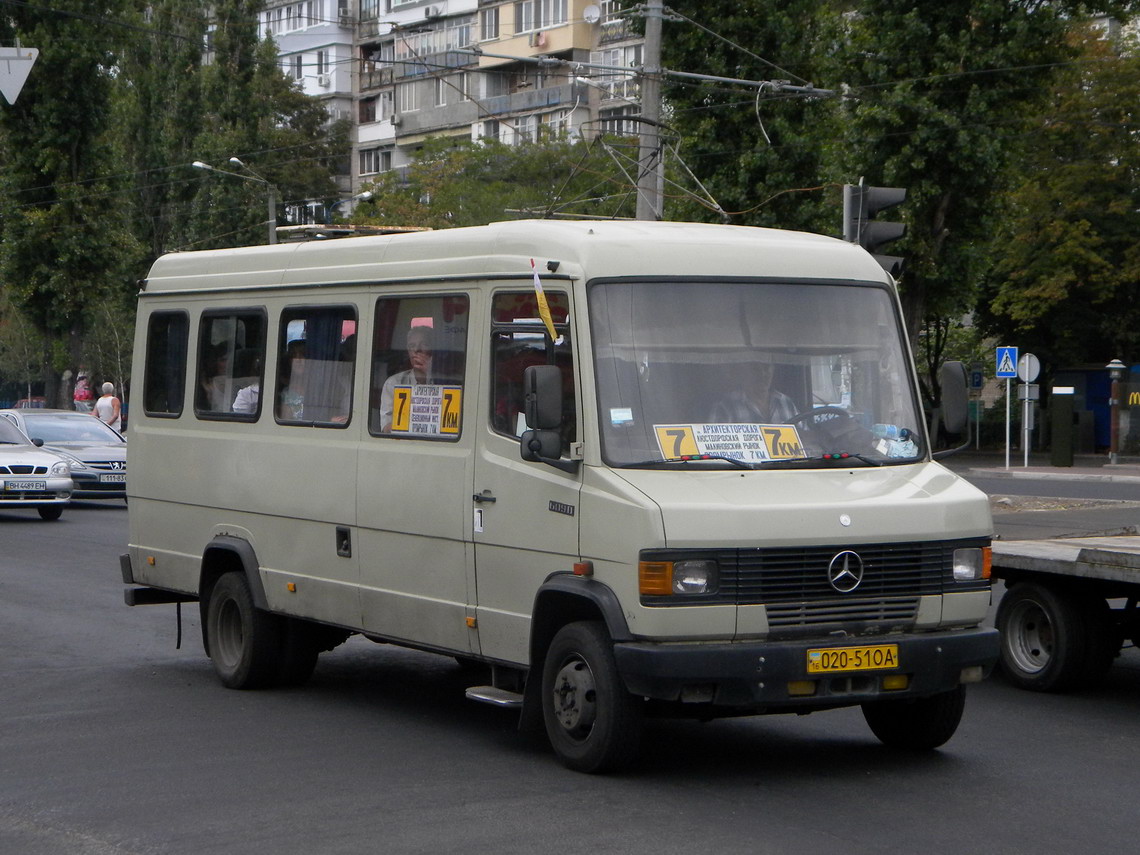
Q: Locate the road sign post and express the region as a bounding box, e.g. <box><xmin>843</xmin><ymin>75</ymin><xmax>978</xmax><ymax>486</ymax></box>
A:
<box><xmin>1018</xmin><ymin>353</ymin><xmax>1040</xmax><ymax>468</ymax></box>
<box><xmin>996</xmin><ymin>347</ymin><xmax>1018</xmax><ymax>468</ymax></box>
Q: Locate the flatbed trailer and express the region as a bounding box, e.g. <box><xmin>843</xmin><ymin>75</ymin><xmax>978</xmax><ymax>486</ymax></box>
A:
<box><xmin>991</xmin><ymin>536</ymin><xmax>1140</xmax><ymax>691</ymax></box>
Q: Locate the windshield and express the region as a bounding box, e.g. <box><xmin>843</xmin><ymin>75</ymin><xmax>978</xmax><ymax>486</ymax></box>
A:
<box><xmin>0</xmin><ymin>418</ymin><xmax>32</xmax><ymax>445</ymax></box>
<box><xmin>589</xmin><ymin>279</ymin><xmax>925</xmax><ymax>468</ymax></box>
<box><xmin>20</xmin><ymin>414</ymin><xmax>124</xmax><ymax>444</ymax></box>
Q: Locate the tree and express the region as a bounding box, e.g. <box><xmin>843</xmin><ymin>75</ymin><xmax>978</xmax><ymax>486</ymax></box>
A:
<box><xmin>978</xmin><ymin>27</ymin><xmax>1140</xmax><ymax>367</ymax></box>
<box><xmin>659</xmin><ymin>1</ymin><xmax>843</xmax><ymax>233</ymax></box>
<box><xmin>352</xmin><ymin>136</ymin><xmax>635</xmax><ymax>228</ymax></box>
<box><xmin>832</xmin><ymin>0</ymin><xmax>1125</xmax><ymax>359</ymax></box>
<box><xmin>0</xmin><ymin>0</ymin><xmax>143</xmax><ymax>406</ymax></box>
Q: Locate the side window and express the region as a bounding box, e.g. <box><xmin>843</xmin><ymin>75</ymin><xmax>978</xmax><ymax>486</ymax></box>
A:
<box><xmin>490</xmin><ymin>291</ymin><xmax>575</xmax><ymax>450</ymax></box>
<box><xmin>275</xmin><ymin>305</ymin><xmax>357</xmax><ymax>427</ymax></box>
<box><xmin>195</xmin><ymin>311</ymin><xmax>266</xmax><ymax>419</ymax></box>
<box><xmin>143</xmin><ymin>311</ymin><xmax>189</xmax><ymax>416</ymax></box>
<box><xmin>370</xmin><ymin>295</ymin><xmax>469</xmax><ymax>439</ymax></box>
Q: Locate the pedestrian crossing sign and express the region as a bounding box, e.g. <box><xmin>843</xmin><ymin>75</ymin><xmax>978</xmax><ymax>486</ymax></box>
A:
<box><xmin>996</xmin><ymin>346</ymin><xmax>1018</xmax><ymax>379</ymax></box>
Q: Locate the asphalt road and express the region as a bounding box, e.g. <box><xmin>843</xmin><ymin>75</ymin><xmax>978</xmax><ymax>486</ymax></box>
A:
<box><xmin>3</xmin><ymin>501</ymin><xmax>1140</xmax><ymax>854</ymax></box>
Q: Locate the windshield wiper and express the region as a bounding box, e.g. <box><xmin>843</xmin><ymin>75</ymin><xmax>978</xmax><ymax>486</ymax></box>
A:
<box><xmin>756</xmin><ymin>453</ymin><xmax>885</xmax><ymax>469</ymax></box>
<box><xmin>618</xmin><ymin>455</ymin><xmax>755</xmax><ymax>470</ymax></box>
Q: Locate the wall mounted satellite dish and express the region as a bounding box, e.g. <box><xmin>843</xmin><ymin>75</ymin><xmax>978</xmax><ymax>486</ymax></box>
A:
<box><xmin>583</xmin><ymin>4</ymin><xmax>601</xmax><ymax>24</ymax></box>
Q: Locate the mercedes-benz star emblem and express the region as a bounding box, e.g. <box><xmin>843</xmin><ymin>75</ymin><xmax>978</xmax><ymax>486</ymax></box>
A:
<box><xmin>827</xmin><ymin>551</ymin><xmax>864</xmax><ymax>593</ymax></box>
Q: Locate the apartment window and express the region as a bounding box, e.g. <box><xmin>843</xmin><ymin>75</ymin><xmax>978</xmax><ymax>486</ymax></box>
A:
<box><xmin>482</xmin><ymin>119</ymin><xmax>500</xmax><ymax>142</ymax></box>
<box><xmin>379</xmin><ymin>90</ymin><xmax>394</xmax><ymax>120</ymax></box>
<box><xmin>454</xmin><ymin>72</ymin><xmax>470</xmax><ymax>102</ymax></box>
<box><xmin>360</xmin><ymin>148</ymin><xmax>381</xmax><ymax>175</ymax></box>
<box><xmin>359</xmin><ymin>96</ymin><xmax>378</xmax><ymax>124</ymax></box>
<box><xmin>434</xmin><ymin>77</ymin><xmax>446</xmax><ymax>107</ymax></box>
<box><xmin>516</xmin><ymin>0</ymin><xmax>535</xmax><ymax>33</ymax></box>
<box><xmin>480</xmin><ymin>6</ymin><xmax>499</xmax><ymax>40</ymax></box>
<box><xmin>361</xmin><ymin>0</ymin><xmax>380</xmax><ymax>19</ymax></box>
<box><xmin>600</xmin><ymin>105</ymin><xmax>640</xmax><ymax>137</ymax></box>
<box><xmin>316</xmin><ymin>50</ymin><xmax>328</xmax><ymax>75</ymax></box>
<box><xmin>516</xmin><ymin>0</ymin><xmax>566</xmax><ymax>31</ymax></box>
<box><xmin>542</xmin><ymin>110</ymin><xmax>569</xmax><ymax>138</ymax></box>
<box><xmin>515</xmin><ymin>114</ymin><xmax>536</xmax><ymax>144</ymax></box>
<box><xmin>291</xmin><ymin>54</ymin><xmax>303</xmax><ymax>80</ymax></box>
<box><xmin>398</xmin><ymin>81</ymin><xmax>420</xmax><ymax>113</ymax></box>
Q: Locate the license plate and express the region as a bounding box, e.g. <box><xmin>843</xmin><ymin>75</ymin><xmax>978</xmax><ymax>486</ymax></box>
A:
<box><xmin>99</xmin><ymin>473</ymin><xmax>126</xmax><ymax>483</ymax></box>
<box><xmin>806</xmin><ymin>644</ymin><xmax>899</xmax><ymax>674</ymax></box>
<box><xmin>5</xmin><ymin>480</ymin><xmax>46</xmax><ymax>491</ymax></box>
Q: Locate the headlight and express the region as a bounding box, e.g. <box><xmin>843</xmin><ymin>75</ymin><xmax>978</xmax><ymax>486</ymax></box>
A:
<box><xmin>639</xmin><ymin>558</ymin><xmax>719</xmax><ymax>595</ymax></box>
<box><xmin>953</xmin><ymin>547</ymin><xmax>991</xmax><ymax>581</ymax></box>
<box><xmin>50</xmin><ymin>460</ymin><xmax>72</xmax><ymax>476</ymax></box>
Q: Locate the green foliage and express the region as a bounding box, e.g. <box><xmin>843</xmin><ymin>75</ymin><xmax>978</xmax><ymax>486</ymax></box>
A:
<box><xmin>978</xmin><ymin>27</ymin><xmax>1140</xmax><ymax>366</ymax></box>
<box><xmin>351</xmin><ymin>136</ymin><xmax>635</xmax><ymax>228</ymax></box>
<box><xmin>660</xmin><ymin>1</ymin><xmax>844</xmax><ymax>232</ymax></box>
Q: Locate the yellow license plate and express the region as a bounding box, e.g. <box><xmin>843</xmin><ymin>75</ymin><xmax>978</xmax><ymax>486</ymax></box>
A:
<box><xmin>806</xmin><ymin>644</ymin><xmax>899</xmax><ymax>674</ymax></box>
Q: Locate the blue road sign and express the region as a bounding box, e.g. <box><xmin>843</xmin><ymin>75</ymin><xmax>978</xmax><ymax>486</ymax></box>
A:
<box><xmin>996</xmin><ymin>346</ymin><xmax>1018</xmax><ymax>379</ymax></box>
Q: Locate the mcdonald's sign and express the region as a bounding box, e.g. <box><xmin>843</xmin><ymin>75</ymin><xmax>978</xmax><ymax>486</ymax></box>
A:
<box><xmin>1129</xmin><ymin>391</ymin><xmax>1140</xmax><ymax>407</ymax></box>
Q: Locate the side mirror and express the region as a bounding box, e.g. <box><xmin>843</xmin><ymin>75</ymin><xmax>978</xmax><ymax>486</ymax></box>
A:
<box><xmin>940</xmin><ymin>361</ymin><xmax>969</xmax><ymax>435</ymax></box>
<box><xmin>32</xmin><ymin>438</ymin><xmax>44</xmax><ymax>447</ymax></box>
<box><xmin>524</xmin><ymin>364</ymin><xmax>562</xmax><ymax>430</ymax></box>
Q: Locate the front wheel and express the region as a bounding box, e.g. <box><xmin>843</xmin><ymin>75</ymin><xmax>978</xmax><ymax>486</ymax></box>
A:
<box><xmin>37</xmin><ymin>505</ymin><xmax>63</xmax><ymax>521</ymax></box>
<box><xmin>862</xmin><ymin>684</ymin><xmax>966</xmax><ymax>750</ymax></box>
<box><xmin>541</xmin><ymin>621</ymin><xmax>643</xmax><ymax>773</ymax></box>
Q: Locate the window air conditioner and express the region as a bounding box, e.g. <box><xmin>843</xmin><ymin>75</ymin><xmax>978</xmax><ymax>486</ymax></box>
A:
<box><xmin>317</xmin><ymin>73</ymin><xmax>331</xmax><ymax>87</ymax></box>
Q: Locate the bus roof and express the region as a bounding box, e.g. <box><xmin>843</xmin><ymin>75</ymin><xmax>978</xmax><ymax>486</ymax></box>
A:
<box><xmin>141</xmin><ymin>219</ymin><xmax>891</xmax><ymax>294</ymax></box>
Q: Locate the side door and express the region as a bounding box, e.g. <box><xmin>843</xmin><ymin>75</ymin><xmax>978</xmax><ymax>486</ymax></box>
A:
<box><xmin>356</xmin><ymin>292</ymin><xmax>479</xmax><ymax>653</ymax></box>
<box><xmin>472</xmin><ymin>289</ymin><xmax>582</xmax><ymax>665</ymax></box>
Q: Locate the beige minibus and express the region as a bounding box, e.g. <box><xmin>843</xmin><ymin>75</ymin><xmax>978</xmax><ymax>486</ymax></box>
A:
<box><xmin>121</xmin><ymin>219</ymin><xmax>997</xmax><ymax>772</ymax></box>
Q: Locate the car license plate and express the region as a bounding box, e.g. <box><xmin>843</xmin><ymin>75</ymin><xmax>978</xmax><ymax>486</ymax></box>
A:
<box><xmin>806</xmin><ymin>644</ymin><xmax>899</xmax><ymax>674</ymax></box>
<box><xmin>99</xmin><ymin>473</ymin><xmax>126</xmax><ymax>483</ymax></box>
<box><xmin>5</xmin><ymin>480</ymin><xmax>47</xmax><ymax>491</ymax></box>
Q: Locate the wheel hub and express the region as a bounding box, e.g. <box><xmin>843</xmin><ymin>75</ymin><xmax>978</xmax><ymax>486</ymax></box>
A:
<box><xmin>1006</xmin><ymin>598</ymin><xmax>1053</xmax><ymax>674</ymax></box>
<box><xmin>552</xmin><ymin>657</ymin><xmax>597</xmax><ymax>734</ymax></box>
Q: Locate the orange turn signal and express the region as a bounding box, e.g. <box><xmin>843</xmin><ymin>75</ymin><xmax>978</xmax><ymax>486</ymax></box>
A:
<box><xmin>639</xmin><ymin>561</ymin><xmax>673</xmax><ymax>595</ymax></box>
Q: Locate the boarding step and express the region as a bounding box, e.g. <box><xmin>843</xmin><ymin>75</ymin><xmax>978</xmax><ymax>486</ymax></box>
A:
<box><xmin>465</xmin><ymin>685</ymin><xmax>524</xmax><ymax>708</ymax></box>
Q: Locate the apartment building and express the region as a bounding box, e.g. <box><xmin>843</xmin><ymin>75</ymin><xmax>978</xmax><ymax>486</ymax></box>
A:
<box><xmin>353</xmin><ymin>0</ymin><xmax>644</xmax><ymax>195</ymax></box>
<box><xmin>255</xmin><ymin>1</ymin><xmax>643</xmax><ymax>208</ymax></box>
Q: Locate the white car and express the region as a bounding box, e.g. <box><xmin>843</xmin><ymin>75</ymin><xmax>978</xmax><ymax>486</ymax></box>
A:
<box><xmin>0</xmin><ymin>408</ymin><xmax>126</xmax><ymax>500</ymax></box>
<box><xmin>0</xmin><ymin>417</ymin><xmax>73</xmax><ymax>520</ymax></box>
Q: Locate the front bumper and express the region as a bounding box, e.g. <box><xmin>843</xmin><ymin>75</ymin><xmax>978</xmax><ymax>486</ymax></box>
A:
<box><xmin>71</xmin><ymin>471</ymin><xmax>127</xmax><ymax>498</ymax></box>
<box><xmin>614</xmin><ymin>627</ymin><xmax>999</xmax><ymax>710</ymax></box>
<box><xmin>0</xmin><ymin>476</ymin><xmax>73</xmax><ymax>506</ymax></box>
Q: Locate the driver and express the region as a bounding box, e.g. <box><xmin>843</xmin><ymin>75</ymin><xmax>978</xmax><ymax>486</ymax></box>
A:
<box><xmin>708</xmin><ymin>361</ymin><xmax>796</xmax><ymax>424</ymax></box>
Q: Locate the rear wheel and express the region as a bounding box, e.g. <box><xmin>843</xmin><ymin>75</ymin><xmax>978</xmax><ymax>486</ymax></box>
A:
<box><xmin>37</xmin><ymin>505</ymin><xmax>63</xmax><ymax>521</ymax></box>
<box><xmin>541</xmin><ymin>621</ymin><xmax>642</xmax><ymax>773</ymax></box>
<box><xmin>206</xmin><ymin>572</ymin><xmax>283</xmax><ymax>689</ymax></box>
<box><xmin>997</xmin><ymin>582</ymin><xmax>1114</xmax><ymax>692</ymax></box>
<box><xmin>862</xmin><ymin>684</ymin><xmax>966</xmax><ymax>750</ymax></box>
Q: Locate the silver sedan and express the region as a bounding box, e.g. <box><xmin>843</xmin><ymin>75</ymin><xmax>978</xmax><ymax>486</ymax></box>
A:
<box><xmin>0</xmin><ymin>417</ymin><xmax>73</xmax><ymax>520</ymax></box>
<box><xmin>0</xmin><ymin>408</ymin><xmax>126</xmax><ymax>500</ymax></box>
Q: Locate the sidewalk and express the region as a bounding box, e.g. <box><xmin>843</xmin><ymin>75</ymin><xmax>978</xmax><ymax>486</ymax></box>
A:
<box><xmin>943</xmin><ymin>451</ymin><xmax>1140</xmax><ymax>484</ymax></box>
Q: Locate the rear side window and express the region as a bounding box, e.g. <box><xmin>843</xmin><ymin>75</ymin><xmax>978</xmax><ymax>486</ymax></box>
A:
<box><xmin>370</xmin><ymin>295</ymin><xmax>469</xmax><ymax>439</ymax></box>
<box><xmin>195</xmin><ymin>310</ymin><xmax>267</xmax><ymax>419</ymax></box>
<box><xmin>275</xmin><ymin>305</ymin><xmax>357</xmax><ymax>427</ymax></box>
<box><xmin>143</xmin><ymin>312</ymin><xmax>189</xmax><ymax>416</ymax></box>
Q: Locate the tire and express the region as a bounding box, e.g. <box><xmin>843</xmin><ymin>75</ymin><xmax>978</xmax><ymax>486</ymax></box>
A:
<box><xmin>996</xmin><ymin>582</ymin><xmax>1112</xmax><ymax>692</ymax></box>
<box><xmin>205</xmin><ymin>572</ymin><xmax>283</xmax><ymax>689</ymax></box>
<box><xmin>541</xmin><ymin>621</ymin><xmax>643</xmax><ymax>774</ymax></box>
<box><xmin>862</xmin><ymin>684</ymin><xmax>966</xmax><ymax>750</ymax></box>
<box><xmin>37</xmin><ymin>505</ymin><xmax>63</xmax><ymax>521</ymax></box>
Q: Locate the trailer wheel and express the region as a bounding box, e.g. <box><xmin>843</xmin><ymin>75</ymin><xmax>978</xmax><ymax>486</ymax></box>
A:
<box><xmin>862</xmin><ymin>684</ymin><xmax>966</xmax><ymax>750</ymax></box>
<box><xmin>206</xmin><ymin>572</ymin><xmax>283</xmax><ymax>689</ymax></box>
<box><xmin>541</xmin><ymin>621</ymin><xmax>642</xmax><ymax>773</ymax></box>
<box><xmin>996</xmin><ymin>582</ymin><xmax>1112</xmax><ymax>692</ymax></box>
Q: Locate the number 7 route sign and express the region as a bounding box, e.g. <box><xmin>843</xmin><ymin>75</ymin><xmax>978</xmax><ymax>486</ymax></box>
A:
<box><xmin>996</xmin><ymin>346</ymin><xmax>1018</xmax><ymax>379</ymax></box>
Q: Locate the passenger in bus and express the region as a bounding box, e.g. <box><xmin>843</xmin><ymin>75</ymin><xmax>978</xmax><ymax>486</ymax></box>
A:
<box><xmin>708</xmin><ymin>362</ymin><xmax>797</xmax><ymax>424</ymax></box>
<box><xmin>277</xmin><ymin>340</ymin><xmax>307</xmax><ymax>419</ymax></box>
<box><xmin>199</xmin><ymin>343</ymin><xmax>231</xmax><ymax>411</ymax></box>
<box><xmin>378</xmin><ymin>325</ymin><xmax>433</xmax><ymax>432</ymax></box>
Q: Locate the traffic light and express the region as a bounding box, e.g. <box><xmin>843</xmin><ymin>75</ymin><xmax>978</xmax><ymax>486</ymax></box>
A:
<box><xmin>842</xmin><ymin>183</ymin><xmax>906</xmax><ymax>276</ymax></box>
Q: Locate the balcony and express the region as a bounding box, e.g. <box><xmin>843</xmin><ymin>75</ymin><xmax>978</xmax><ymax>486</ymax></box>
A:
<box><xmin>481</xmin><ymin>83</ymin><xmax>574</xmax><ymax>117</ymax></box>
<box><xmin>360</xmin><ymin>65</ymin><xmax>393</xmax><ymax>91</ymax></box>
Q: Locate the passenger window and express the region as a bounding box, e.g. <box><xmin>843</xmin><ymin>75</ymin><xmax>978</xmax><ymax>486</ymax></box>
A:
<box><xmin>275</xmin><ymin>306</ymin><xmax>357</xmax><ymax>427</ymax></box>
<box><xmin>194</xmin><ymin>311</ymin><xmax>266</xmax><ymax>419</ymax></box>
<box><xmin>370</xmin><ymin>295</ymin><xmax>469</xmax><ymax>439</ymax></box>
<box><xmin>143</xmin><ymin>312</ymin><xmax>189</xmax><ymax>417</ymax></box>
<box><xmin>490</xmin><ymin>291</ymin><xmax>575</xmax><ymax>449</ymax></box>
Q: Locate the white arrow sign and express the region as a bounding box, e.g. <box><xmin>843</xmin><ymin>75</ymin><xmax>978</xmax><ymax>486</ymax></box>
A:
<box><xmin>0</xmin><ymin>47</ymin><xmax>39</xmax><ymax>105</ymax></box>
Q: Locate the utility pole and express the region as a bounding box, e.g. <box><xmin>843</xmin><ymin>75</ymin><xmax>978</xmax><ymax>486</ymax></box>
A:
<box><xmin>636</xmin><ymin>0</ymin><xmax>663</xmax><ymax>221</ymax></box>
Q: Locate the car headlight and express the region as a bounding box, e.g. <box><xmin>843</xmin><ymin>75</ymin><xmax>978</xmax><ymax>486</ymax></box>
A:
<box><xmin>639</xmin><ymin>558</ymin><xmax>719</xmax><ymax>595</ymax></box>
<box><xmin>953</xmin><ymin>547</ymin><xmax>991</xmax><ymax>581</ymax></box>
<box><xmin>50</xmin><ymin>460</ymin><xmax>72</xmax><ymax>476</ymax></box>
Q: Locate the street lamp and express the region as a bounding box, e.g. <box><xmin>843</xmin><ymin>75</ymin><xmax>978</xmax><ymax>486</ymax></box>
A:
<box><xmin>191</xmin><ymin>158</ymin><xmax>279</xmax><ymax>244</ymax></box>
<box><xmin>326</xmin><ymin>190</ymin><xmax>374</xmax><ymax>224</ymax></box>
<box><xmin>1106</xmin><ymin>358</ymin><xmax>1126</xmax><ymax>465</ymax></box>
